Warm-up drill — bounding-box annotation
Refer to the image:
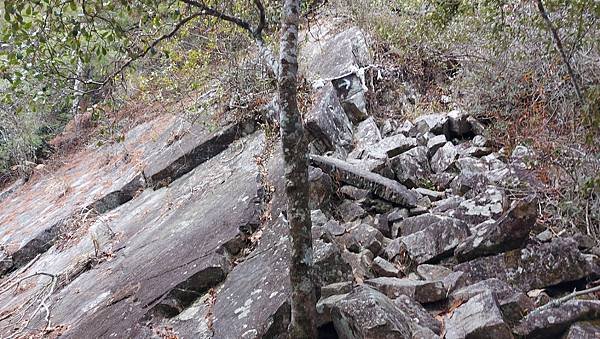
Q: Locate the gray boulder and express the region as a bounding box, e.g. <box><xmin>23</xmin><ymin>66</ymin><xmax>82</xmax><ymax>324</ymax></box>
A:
<box><xmin>513</xmin><ymin>300</ymin><xmax>600</xmax><ymax>338</ymax></box>
<box><xmin>564</xmin><ymin>321</ymin><xmax>600</xmax><ymax>339</ymax></box>
<box><xmin>445</xmin><ymin>290</ymin><xmax>513</xmax><ymax>339</ymax></box>
<box><xmin>455</xmin><ymin>197</ymin><xmax>537</xmax><ymax>261</ymax></box>
<box><xmin>455</xmin><ymin>238</ymin><xmax>595</xmax><ymax>292</ymax></box>
<box><xmin>431</xmin><ymin>141</ymin><xmax>458</xmax><ymax>173</ymax></box>
<box><xmin>394</xmin><ymin>295</ymin><xmax>443</xmax><ymax>335</ymax></box>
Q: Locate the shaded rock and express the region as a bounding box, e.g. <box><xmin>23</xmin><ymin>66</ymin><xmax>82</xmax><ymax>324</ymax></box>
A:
<box><xmin>514</xmin><ymin>300</ymin><xmax>600</xmax><ymax>339</ymax></box>
<box><xmin>365</xmin><ymin>277</ymin><xmax>446</xmax><ymax>303</ymax></box>
<box><xmin>364</xmin><ymin>214</ymin><xmax>391</xmax><ymax>238</ymax></box>
<box><xmin>431</xmin><ymin>141</ymin><xmax>458</xmax><ymax>173</ymax></box>
<box><xmin>317</xmin><ymin>293</ymin><xmax>348</xmax><ymax>327</ymax></box>
<box><xmin>310</xmin><ymin>155</ymin><xmax>419</xmax><ymax>207</ymax></box>
<box><xmin>397</xmin><ymin>120</ymin><xmax>414</xmax><ymax>136</ymax></box>
<box><xmin>416</xmin><ymin>264</ymin><xmax>453</xmax><ymax>281</ymax></box>
<box><xmin>338</xmin><ymin>199</ymin><xmax>367</xmax><ymax>222</ymax></box>
<box><xmin>450</xmin><ymin>278</ymin><xmax>534</xmax><ymax>327</ymax></box>
<box><xmin>410</xmin><ymin>114</ymin><xmax>448</xmax><ymax>136</ymax></box>
<box><xmin>445</xmin><ymin>290</ymin><xmax>513</xmax><ymax>339</ymax></box>
<box><xmin>341</xmin><ymin>249</ymin><xmax>374</xmax><ymax>281</ymax></box>
<box><xmin>309</xmin><ymin>167</ymin><xmax>334</xmax><ymax>211</ymax></box>
<box><xmin>446</xmin><ymin>109</ymin><xmax>472</xmax><ymax>138</ymax></box>
<box><xmin>339</xmin><ymin>185</ymin><xmax>370</xmax><ymax>200</ymax></box>
<box><xmin>387</xmin><ymin>208</ymin><xmax>409</xmax><ymax>224</ymax></box>
<box><xmin>372</xmin><ymin>256</ymin><xmax>400</xmax><ymax>277</ymax></box>
<box><xmin>321</xmin><ymin>282</ymin><xmax>353</xmax><ymax>299</ymax></box>
<box><xmin>330</xmin><ymin>285</ymin><xmax>412</xmax><ymax>339</ymax></box>
<box><xmin>427</xmin><ymin>134</ymin><xmax>448</xmax><ymax>156</ymax></box>
<box><xmin>394</xmin><ymin>295</ymin><xmax>443</xmax><ymax>335</ymax></box>
<box><xmin>564</xmin><ymin>321</ymin><xmax>600</xmax><ymax>339</ymax></box>
<box><xmin>366</xmin><ymin>134</ymin><xmax>418</xmax><ymax>160</ymax></box>
<box><xmin>332</xmin><ymin>73</ymin><xmax>369</xmax><ymax>123</ymax></box>
<box><xmin>399</xmin><ymin>217</ymin><xmax>470</xmax><ymax>265</ymax></box>
<box><xmin>455</xmin><ymin>197</ymin><xmax>537</xmax><ymax>262</ymax></box>
<box><xmin>467</xmin><ymin>116</ymin><xmax>486</xmax><ymax>135</ymax></box>
<box><xmin>390</xmin><ymin>146</ymin><xmax>430</xmax><ymax>188</ymax></box>
<box><xmin>314</xmin><ymin>240</ymin><xmax>354</xmax><ymax>286</ymax></box>
<box><xmin>392</xmin><ymin>213</ymin><xmax>444</xmax><ymax>238</ymax></box>
<box><xmin>431</xmin><ymin>172</ymin><xmax>456</xmax><ymax>190</ymax></box>
<box><xmin>323</xmin><ymin>219</ymin><xmax>346</xmax><ymax>236</ymax></box>
<box><xmin>305</xmin><ymin>84</ymin><xmax>353</xmax><ymax>155</ymax></box>
<box><xmin>360</xmin><ymin>197</ymin><xmax>394</xmax><ymax>214</ymax></box>
<box><xmin>414</xmin><ymin>187</ymin><xmax>445</xmax><ymax>201</ymax></box>
<box><xmin>455</xmin><ymin>238</ymin><xmax>595</xmax><ymax>292</ymax></box>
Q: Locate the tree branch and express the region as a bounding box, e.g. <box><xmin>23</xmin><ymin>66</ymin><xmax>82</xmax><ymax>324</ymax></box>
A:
<box><xmin>536</xmin><ymin>0</ymin><xmax>585</xmax><ymax>105</ymax></box>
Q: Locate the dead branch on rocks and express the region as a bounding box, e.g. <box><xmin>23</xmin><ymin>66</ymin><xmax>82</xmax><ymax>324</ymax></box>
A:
<box><xmin>537</xmin><ymin>280</ymin><xmax>600</xmax><ymax>312</ymax></box>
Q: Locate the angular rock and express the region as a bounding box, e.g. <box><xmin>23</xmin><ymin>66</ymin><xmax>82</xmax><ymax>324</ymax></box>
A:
<box><xmin>338</xmin><ymin>199</ymin><xmax>367</xmax><ymax>222</ymax></box>
<box><xmin>410</xmin><ymin>114</ymin><xmax>448</xmax><ymax>136</ymax></box>
<box><xmin>427</xmin><ymin>134</ymin><xmax>447</xmax><ymax>157</ymax></box>
<box><xmin>310</xmin><ymin>155</ymin><xmax>419</xmax><ymax>207</ymax></box>
<box><xmin>455</xmin><ymin>197</ymin><xmax>537</xmax><ymax>261</ymax></box>
<box><xmin>330</xmin><ymin>286</ymin><xmax>412</xmax><ymax>338</ymax></box>
<box><xmin>514</xmin><ymin>300</ymin><xmax>600</xmax><ymax>338</ymax></box>
<box><xmin>366</xmin><ymin>134</ymin><xmax>418</xmax><ymax>160</ymax></box>
<box><xmin>348</xmin><ymin>223</ymin><xmax>384</xmax><ymax>256</ymax></box>
<box><xmin>390</xmin><ymin>146</ymin><xmax>430</xmax><ymax>188</ymax></box>
<box><xmin>445</xmin><ymin>290</ymin><xmax>513</xmax><ymax>339</ymax></box>
<box><xmin>414</xmin><ymin>187</ymin><xmax>445</xmax><ymax>201</ymax></box>
<box><xmin>339</xmin><ymin>185</ymin><xmax>370</xmax><ymax>200</ymax></box>
<box><xmin>311</xmin><ymin>209</ymin><xmax>328</xmax><ymax>227</ymax></box>
<box><xmin>309</xmin><ymin>167</ymin><xmax>334</xmax><ymax>210</ymax></box>
<box><xmin>392</xmin><ymin>213</ymin><xmax>445</xmax><ymax>238</ymax></box>
<box><xmin>394</xmin><ymin>295</ymin><xmax>443</xmax><ymax>335</ymax></box>
<box><xmin>398</xmin><ymin>217</ymin><xmax>470</xmax><ymax>265</ymax></box>
<box><xmin>454</xmin><ymin>186</ymin><xmax>507</xmax><ymax>226</ymax></box>
<box><xmin>365</xmin><ymin>277</ymin><xmax>446</xmax><ymax>303</ymax></box>
<box><xmin>455</xmin><ymin>238</ymin><xmax>595</xmax><ymax>292</ymax></box>
<box><xmin>341</xmin><ymin>249</ymin><xmax>374</xmax><ymax>281</ymax></box>
<box><xmin>564</xmin><ymin>321</ymin><xmax>600</xmax><ymax>339</ymax></box>
<box><xmin>450</xmin><ymin>278</ymin><xmax>534</xmax><ymax>326</ymax></box>
<box><xmin>314</xmin><ymin>240</ymin><xmax>354</xmax><ymax>286</ymax></box>
<box><xmin>354</xmin><ymin>116</ymin><xmax>382</xmax><ymax>149</ymax></box>
<box><xmin>321</xmin><ymin>282</ymin><xmax>353</xmax><ymax>299</ymax></box>
<box><xmin>372</xmin><ymin>256</ymin><xmax>400</xmax><ymax>278</ymax></box>
<box><xmin>431</xmin><ymin>141</ymin><xmax>458</xmax><ymax>173</ymax></box>
<box><xmin>305</xmin><ymin>84</ymin><xmax>353</xmax><ymax>154</ymax></box>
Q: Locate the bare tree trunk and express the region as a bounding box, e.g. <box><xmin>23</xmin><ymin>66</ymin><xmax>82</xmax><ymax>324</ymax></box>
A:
<box><xmin>536</xmin><ymin>0</ymin><xmax>585</xmax><ymax>105</ymax></box>
<box><xmin>71</xmin><ymin>59</ymin><xmax>84</xmax><ymax>117</ymax></box>
<box><xmin>278</xmin><ymin>0</ymin><xmax>317</xmax><ymax>338</ymax></box>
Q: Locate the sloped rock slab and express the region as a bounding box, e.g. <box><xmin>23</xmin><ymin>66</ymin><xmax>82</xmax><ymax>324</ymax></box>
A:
<box><xmin>0</xmin><ymin>132</ymin><xmax>266</xmax><ymax>338</ymax></box>
<box><xmin>329</xmin><ymin>285</ymin><xmax>413</xmax><ymax>338</ymax></box>
<box><xmin>310</xmin><ymin>155</ymin><xmax>419</xmax><ymax>207</ymax></box>
<box><xmin>513</xmin><ymin>300</ymin><xmax>600</xmax><ymax>338</ymax></box>
<box><xmin>445</xmin><ymin>290</ymin><xmax>513</xmax><ymax>339</ymax></box>
<box><xmin>455</xmin><ymin>238</ymin><xmax>595</xmax><ymax>292</ymax></box>
<box><xmin>455</xmin><ymin>197</ymin><xmax>537</xmax><ymax>262</ymax></box>
<box><xmin>305</xmin><ymin>83</ymin><xmax>353</xmax><ymax>155</ymax></box>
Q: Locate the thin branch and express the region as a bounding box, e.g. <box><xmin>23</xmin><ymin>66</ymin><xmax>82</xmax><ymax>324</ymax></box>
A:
<box><xmin>536</xmin><ymin>282</ymin><xmax>600</xmax><ymax>312</ymax></box>
<box><xmin>179</xmin><ymin>0</ymin><xmax>253</xmax><ymax>35</ymax></box>
<box><xmin>535</xmin><ymin>0</ymin><xmax>585</xmax><ymax>105</ymax></box>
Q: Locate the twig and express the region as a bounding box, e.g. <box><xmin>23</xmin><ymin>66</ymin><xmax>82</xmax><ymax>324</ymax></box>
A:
<box><xmin>535</xmin><ymin>0</ymin><xmax>585</xmax><ymax>105</ymax></box>
<box><xmin>537</xmin><ymin>282</ymin><xmax>600</xmax><ymax>312</ymax></box>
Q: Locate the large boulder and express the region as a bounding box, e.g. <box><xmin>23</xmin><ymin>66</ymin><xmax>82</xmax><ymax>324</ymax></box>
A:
<box><xmin>455</xmin><ymin>197</ymin><xmax>537</xmax><ymax>261</ymax></box>
<box><xmin>305</xmin><ymin>84</ymin><xmax>353</xmax><ymax>155</ymax></box>
<box><xmin>445</xmin><ymin>290</ymin><xmax>513</xmax><ymax>339</ymax></box>
<box><xmin>513</xmin><ymin>300</ymin><xmax>600</xmax><ymax>338</ymax></box>
<box><xmin>455</xmin><ymin>238</ymin><xmax>596</xmax><ymax>292</ymax></box>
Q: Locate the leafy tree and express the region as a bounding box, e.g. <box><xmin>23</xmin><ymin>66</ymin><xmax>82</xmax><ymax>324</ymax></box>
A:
<box><xmin>2</xmin><ymin>0</ymin><xmax>317</xmax><ymax>335</ymax></box>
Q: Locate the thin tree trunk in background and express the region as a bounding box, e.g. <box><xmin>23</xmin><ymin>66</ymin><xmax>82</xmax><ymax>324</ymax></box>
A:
<box><xmin>535</xmin><ymin>0</ymin><xmax>585</xmax><ymax>105</ymax></box>
<box><xmin>278</xmin><ymin>0</ymin><xmax>317</xmax><ymax>337</ymax></box>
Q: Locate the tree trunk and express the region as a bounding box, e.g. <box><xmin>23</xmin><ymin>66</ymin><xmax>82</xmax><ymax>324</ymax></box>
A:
<box><xmin>278</xmin><ymin>0</ymin><xmax>317</xmax><ymax>338</ymax></box>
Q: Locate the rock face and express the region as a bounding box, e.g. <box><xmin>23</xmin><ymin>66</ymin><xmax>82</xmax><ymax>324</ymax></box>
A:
<box><xmin>455</xmin><ymin>197</ymin><xmax>537</xmax><ymax>261</ymax></box>
<box><xmin>455</xmin><ymin>238</ymin><xmax>594</xmax><ymax>291</ymax></box>
<box><xmin>513</xmin><ymin>300</ymin><xmax>600</xmax><ymax>338</ymax></box>
<box><xmin>329</xmin><ymin>285</ymin><xmax>414</xmax><ymax>339</ymax></box>
<box><xmin>2</xmin><ymin>20</ymin><xmax>600</xmax><ymax>339</ymax></box>
<box><xmin>445</xmin><ymin>290</ymin><xmax>513</xmax><ymax>339</ymax></box>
